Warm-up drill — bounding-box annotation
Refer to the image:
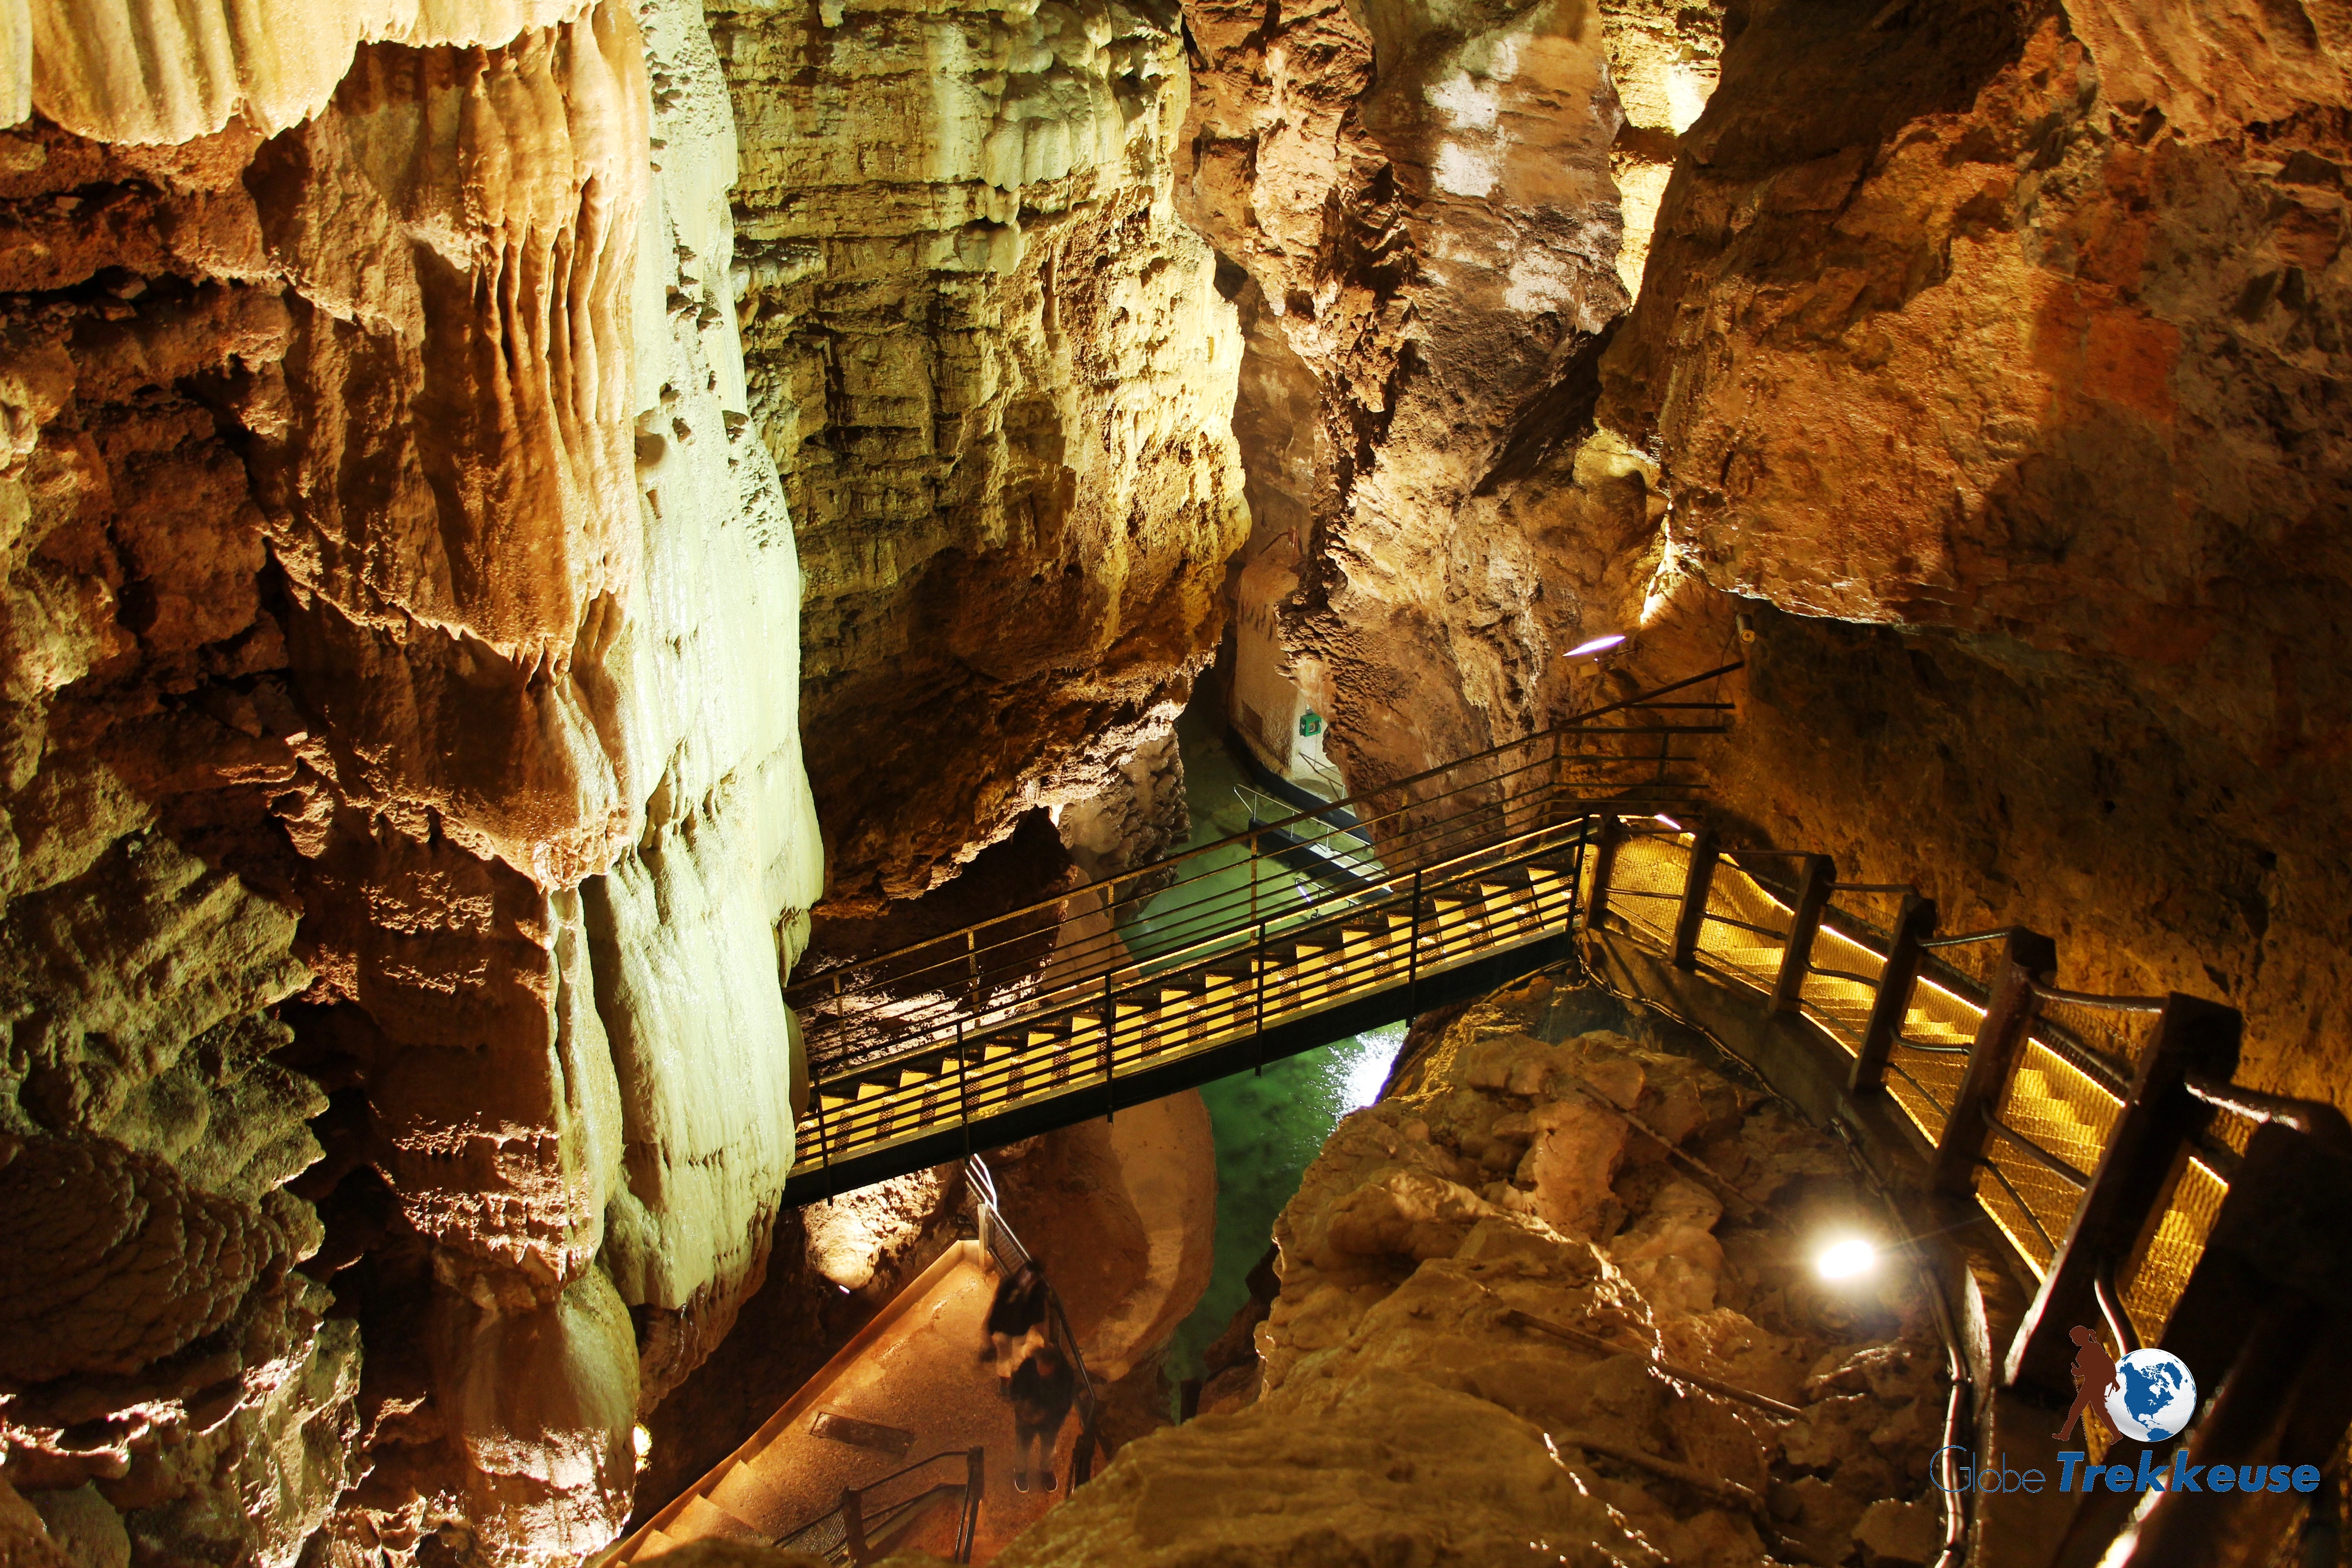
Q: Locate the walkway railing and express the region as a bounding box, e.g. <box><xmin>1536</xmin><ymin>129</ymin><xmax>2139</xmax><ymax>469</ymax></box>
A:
<box><xmin>965</xmin><ymin>1155</ymin><xmax>1101</xmax><ymax>1488</ymax></box>
<box><xmin>780</xmin><ymin>666</ymin><xmax>1744</xmax><ymax>1199</ymax></box>
<box><xmin>1585</xmin><ymin>821</ymin><xmax>2352</xmax><ymax>1568</ymax></box>
<box><xmin>774</xmin><ymin>1447</ymin><xmax>984</xmax><ymax>1567</ymax></box>
<box><xmin>774</xmin><ymin>660</ymin><xmax>2346</xmax><ymax>1566</ymax></box>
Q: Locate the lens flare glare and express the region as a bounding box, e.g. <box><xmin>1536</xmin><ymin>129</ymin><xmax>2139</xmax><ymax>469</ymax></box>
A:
<box><xmin>1815</xmin><ymin>1236</ymin><xmax>1879</xmax><ymax>1281</ymax></box>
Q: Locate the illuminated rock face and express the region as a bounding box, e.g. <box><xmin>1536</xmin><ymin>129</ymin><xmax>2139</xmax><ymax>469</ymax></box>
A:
<box><xmin>709</xmin><ymin>0</ymin><xmax>1251</xmax><ymax>906</ymax></box>
<box><xmin>1599</xmin><ymin>0</ymin><xmax>2352</xmax><ymax>1099</ymax></box>
<box><xmin>998</xmin><ymin>985</ymin><xmax>1950</xmax><ymax>1568</ymax></box>
<box><xmin>0</xmin><ymin>3</ymin><xmax>820</xmax><ymax>1563</ymax></box>
<box><xmin>1175</xmin><ymin>0</ymin><xmax>1711</xmax><ymax>790</ymax></box>
<box><xmin>1187</xmin><ymin>0</ymin><xmax>2352</xmax><ymax>1104</ymax></box>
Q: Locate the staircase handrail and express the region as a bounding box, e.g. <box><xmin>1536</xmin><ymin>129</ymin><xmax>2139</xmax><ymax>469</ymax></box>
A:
<box><xmin>774</xmin><ymin>1445</ymin><xmax>985</xmax><ymax>1566</ymax></box>
<box><xmin>1579</xmin><ymin>821</ymin><xmax>2352</xmax><ymax>1568</ymax></box>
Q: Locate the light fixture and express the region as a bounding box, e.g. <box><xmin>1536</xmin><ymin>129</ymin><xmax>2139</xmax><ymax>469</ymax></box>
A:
<box><xmin>1814</xmin><ymin>1235</ymin><xmax>1879</xmax><ymax>1282</ymax></box>
<box><xmin>1654</xmin><ymin>814</ymin><xmax>1682</xmax><ymax>830</ymax></box>
<box><xmin>1565</xmin><ymin>633</ymin><xmax>1627</xmax><ymax>657</ymax></box>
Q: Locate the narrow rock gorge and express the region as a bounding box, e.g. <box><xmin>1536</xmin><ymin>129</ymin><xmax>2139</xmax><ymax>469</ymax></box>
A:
<box><xmin>3</xmin><ymin>0</ymin><xmax>2348</xmax><ymax>1563</ymax></box>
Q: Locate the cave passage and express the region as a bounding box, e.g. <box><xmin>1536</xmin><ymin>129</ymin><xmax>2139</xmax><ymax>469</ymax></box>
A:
<box><xmin>1121</xmin><ymin>703</ymin><xmax>1407</xmax><ymax>1386</ymax></box>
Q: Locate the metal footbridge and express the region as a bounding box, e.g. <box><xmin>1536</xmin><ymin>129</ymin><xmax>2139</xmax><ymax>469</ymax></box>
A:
<box><xmin>779</xmin><ymin>666</ymin><xmax>1742</xmax><ymax>1202</ymax></box>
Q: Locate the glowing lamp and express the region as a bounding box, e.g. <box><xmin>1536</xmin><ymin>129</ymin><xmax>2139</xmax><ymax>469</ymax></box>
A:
<box><xmin>1654</xmin><ymin>814</ymin><xmax>1682</xmax><ymax>830</ymax></box>
<box><xmin>1814</xmin><ymin>1236</ymin><xmax>1879</xmax><ymax>1282</ymax></box>
<box><xmin>1564</xmin><ymin>634</ymin><xmax>1626</xmax><ymax>657</ymax></box>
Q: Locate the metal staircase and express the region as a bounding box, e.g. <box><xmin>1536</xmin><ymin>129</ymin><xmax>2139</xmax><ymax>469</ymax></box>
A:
<box><xmin>781</xmin><ymin>665</ymin><xmax>1744</xmax><ymax>1201</ymax></box>
<box><xmin>1580</xmin><ymin>817</ymin><xmax>2352</xmax><ymax>1568</ymax></box>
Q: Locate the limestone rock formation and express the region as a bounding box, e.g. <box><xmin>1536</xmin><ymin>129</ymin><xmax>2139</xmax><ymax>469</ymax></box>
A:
<box><xmin>1599</xmin><ymin>0</ymin><xmax>1725</xmax><ymax>296</ymax></box>
<box><xmin>1177</xmin><ymin>0</ymin><xmax>1724</xmax><ymax>792</ymax></box>
<box><xmin>1181</xmin><ymin>0</ymin><xmax>2352</xmax><ymax>1114</ymax></box>
<box><xmin>1595</xmin><ymin>0</ymin><xmax>2352</xmax><ymax>1101</ymax></box>
<box><xmin>708</xmin><ymin>0</ymin><xmax>1251</xmax><ymax>906</ymax></box>
<box><xmin>1000</xmin><ymin>990</ymin><xmax>1950</xmax><ymax>1568</ymax></box>
<box><xmin>0</xmin><ymin>3</ymin><xmax>822</xmax><ymax>1563</ymax></box>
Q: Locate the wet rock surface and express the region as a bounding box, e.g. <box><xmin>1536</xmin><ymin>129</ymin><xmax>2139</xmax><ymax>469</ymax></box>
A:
<box><xmin>999</xmin><ymin>982</ymin><xmax>1952</xmax><ymax>1567</ymax></box>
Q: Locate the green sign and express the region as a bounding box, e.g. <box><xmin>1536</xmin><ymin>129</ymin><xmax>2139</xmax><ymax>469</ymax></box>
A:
<box><xmin>1298</xmin><ymin>712</ymin><xmax>1323</xmax><ymax>738</ymax></box>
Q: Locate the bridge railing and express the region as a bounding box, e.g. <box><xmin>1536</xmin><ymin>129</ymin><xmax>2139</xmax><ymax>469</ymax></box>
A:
<box><xmin>1588</xmin><ymin>824</ymin><xmax>2352</xmax><ymax>1568</ymax></box>
<box><xmin>785</xmin><ymin>664</ymin><xmax>1744</xmax><ymax>1081</ymax></box>
<box><xmin>796</xmin><ymin>820</ymin><xmax>1594</xmax><ymax>1177</ymax></box>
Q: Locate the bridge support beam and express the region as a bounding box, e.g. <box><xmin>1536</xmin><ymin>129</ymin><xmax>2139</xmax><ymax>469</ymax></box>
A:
<box><xmin>1584</xmin><ymin>814</ymin><xmax>1621</xmax><ymax>931</ymax></box>
<box><xmin>1669</xmin><ymin>828</ymin><xmax>1720</xmax><ymax>970</ymax></box>
<box><xmin>2066</xmin><ymin>1113</ymin><xmax>2352</xmax><ymax>1568</ymax></box>
<box><xmin>1930</xmin><ymin>929</ymin><xmax>2058</xmax><ymax>1198</ymax></box>
<box><xmin>1851</xmin><ymin>895</ymin><xmax>1936</xmax><ymax>1094</ymax></box>
<box><xmin>2005</xmin><ymin>992</ymin><xmax>2240</xmax><ymax>1395</ymax></box>
<box><xmin>1769</xmin><ymin>854</ymin><xmax>1836</xmax><ymax>1013</ymax></box>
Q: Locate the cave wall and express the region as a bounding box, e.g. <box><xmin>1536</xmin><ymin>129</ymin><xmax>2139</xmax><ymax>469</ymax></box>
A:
<box><xmin>0</xmin><ymin>4</ymin><xmax>823</xmax><ymax>1564</ymax></box>
<box><xmin>707</xmin><ymin>0</ymin><xmax>1251</xmax><ymax>907</ymax></box>
<box><xmin>1597</xmin><ymin>0</ymin><xmax>2352</xmax><ymax>1102</ymax></box>
<box><xmin>1176</xmin><ymin>0</ymin><xmax>1716</xmax><ymax>790</ymax></box>
<box><xmin>1187</xmin><ymin>0</ymin><xmax>2352</xmax><ymax>1105</ymax></box>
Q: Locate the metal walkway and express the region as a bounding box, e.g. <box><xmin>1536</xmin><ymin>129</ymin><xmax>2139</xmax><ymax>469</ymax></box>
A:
<box><xmin>1574</xmin><ymin>810</ymin><xmax>2352</xmax><ymax>1568</ymax></box>
<box><xmin>780</xmin><ymin>666</ymin><xmax>1743</xmax><ymax>1202</ymax></box>
<box><xmin>755</xmin><ymin>657</ymin><xmax>2352</xmax><ymax>1567</ymax></box>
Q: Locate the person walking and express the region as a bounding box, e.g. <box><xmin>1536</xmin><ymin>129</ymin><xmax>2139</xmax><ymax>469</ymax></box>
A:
<box><xmin>984</xmin><ymin>1259</ymin><xmax>1048</xmax><ymax>1397</ymax></box>
<box><xmin>2055</xmin><ymin>1324</ymin><xmax>2120</xmax><ymax>1441</ymax></box>
<box><xmin>1009</xmin><ymin>1341</ymin><xmax>1076</xmax><ymax>1493</ymax></box>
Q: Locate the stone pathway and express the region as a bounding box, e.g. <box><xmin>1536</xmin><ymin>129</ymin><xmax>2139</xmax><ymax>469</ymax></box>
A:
<box><xmin>612</xmin><ymin>1241</ymin><xmax>1075</xmax><ymax>1565</ymax></box>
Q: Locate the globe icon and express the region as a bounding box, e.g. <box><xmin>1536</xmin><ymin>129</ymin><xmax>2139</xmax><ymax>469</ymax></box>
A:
<box><xmin>2102</xmin><ymin>1348</ymin><xmax>2198</xmax><ymax>1443</ymax></box>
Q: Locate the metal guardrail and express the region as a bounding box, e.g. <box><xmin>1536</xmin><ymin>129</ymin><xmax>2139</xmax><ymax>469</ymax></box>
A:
<box><xmin>1586</xmin><ymin>823</ymin><xmax>2352</xmax><ymax>1568</ymax></box>
<box><xmin>966</xmin><ymin>1155</ymin><xmax>1102</xmax><ymax>1489</ymax></box>
<box><xmin>786</xmin><ymin>665</ymin><xmax>1740</xmax><ymax>1062</ymax></box>
<box><xmin>758</xmin><ymin>1156</ymin><xmax>1093</xmax><ymax>1565</ymax></box>
<box><xmin>780</xmin><ymin>666</ymin><xmax>1745</xmax><ymax>1197</ymax></box>
<box><xmin>774</xmin><ymin>1447</ymin><xmax>983</xmax><ymax>1566</ymax></box>
<box><xmin>757</xmin><ymin>651</ymin><xmax>2344</xmax><ymax>1568</ymax></box>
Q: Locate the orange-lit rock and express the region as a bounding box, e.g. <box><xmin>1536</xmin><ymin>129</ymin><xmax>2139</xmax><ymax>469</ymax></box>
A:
<box><xmin>1598</xmin><ymin>0</ymin><xmax>2352</xmax><ymax>1103</ymax></box>
<box><xmin>997</xmin><ymin>988</ymin><xmax>1950</xmax><ymax>1568</ymax></box>
<box><xmin>1176</xmin><ymin>0</ymin><xmax>1708</xmax><ymax>790</ymax></box>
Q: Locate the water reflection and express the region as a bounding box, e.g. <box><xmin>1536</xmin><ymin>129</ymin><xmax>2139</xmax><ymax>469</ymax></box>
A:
<box><xmin>1119</xmin><ymin>705</ymin><xmax>1408</xmax><ymax>1384</ymax></box>
<box><xmin>1164</xmin><ymin>1020</ymin><xmax>1406</xmax><ymax>1383</ymax></box>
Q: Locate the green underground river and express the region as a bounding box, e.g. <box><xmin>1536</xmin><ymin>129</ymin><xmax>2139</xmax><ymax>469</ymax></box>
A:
<box><xmin>1112</xmin><ymin>705</ymin><xmax>1407</xmax><ymax>1389</ymax></box>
